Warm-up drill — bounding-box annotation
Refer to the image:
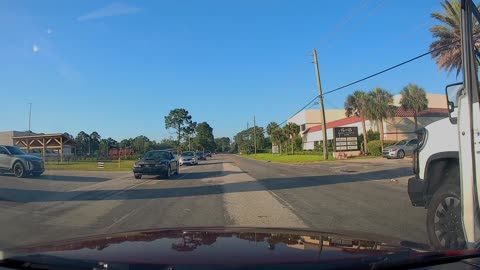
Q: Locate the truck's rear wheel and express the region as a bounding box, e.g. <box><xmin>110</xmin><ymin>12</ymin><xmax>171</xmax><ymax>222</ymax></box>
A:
<box><xmin>427</xmin><ymin>184</ymin><xmax>465</xmax><ymax>250</ymax></box>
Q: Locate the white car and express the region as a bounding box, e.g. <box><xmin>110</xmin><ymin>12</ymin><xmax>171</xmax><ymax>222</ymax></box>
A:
<box><xmin>179</xmin><ymin>151</ymin><xmax>198</xmax><ymax>166</ymax></box>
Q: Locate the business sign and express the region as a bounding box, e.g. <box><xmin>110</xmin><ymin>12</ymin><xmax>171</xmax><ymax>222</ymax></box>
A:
<box><xmin>333</xmin><ymin>127</ymin><xmax>359</xmax><ymax>152</ymax></box>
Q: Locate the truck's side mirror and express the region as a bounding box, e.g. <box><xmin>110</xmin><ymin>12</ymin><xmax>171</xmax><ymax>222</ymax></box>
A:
<box><xmin>445</xmin><ymin>83</ymin><xmax>463</xmax><ymax>124</ymax></box>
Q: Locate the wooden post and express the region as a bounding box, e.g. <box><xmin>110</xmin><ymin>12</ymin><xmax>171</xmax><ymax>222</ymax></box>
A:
<box><xmin>60</xmin><ymin>136</ymin><xmax>63</xmax><ymax>163</ymax></box>
<box><xmin>42</xmin><ymin>138</ymin><xmax>46</xmax><ymax>159</ymax></box>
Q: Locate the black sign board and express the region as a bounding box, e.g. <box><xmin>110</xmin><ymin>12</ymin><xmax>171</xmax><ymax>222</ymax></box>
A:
<box><xmin>333</xmin><ymin>127</ymin><xmax>359</xmax><ymax>151</ymax></box>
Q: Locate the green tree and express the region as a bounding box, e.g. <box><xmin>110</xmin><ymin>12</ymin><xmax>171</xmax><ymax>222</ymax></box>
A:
<box><xmin>132</xmin><ymin>135</ymin><xmax>150</xmax><ymax>154</ymax></box>
<box><xmin>367</xmin><ymin>88</ymin><xmax>396</xmax><ymax>150</ymax></box>
<box><xmin>194</xmin><ymin>122</ymin><xmax>215</xmax><ymax>151</ymax></box>
<box><xmin>400</xmin><ymin>83</ymin><xmax>429</xmax><ymax>131</ymax></box>
<box><xmin>284</xmin><ymin>122</ymin><xmax>300</xmax><ymax>154</ymax></box>
<box><xmin>183</xmin><ymin>122</ymin><xmax>197</xmax><ymax>151</ymax></box>
<box><xmin>89</xmin><ymin>131</ymin><xmax>101</xmax><ymax>155</ymax></box>
<box><xmin>164</xmin><ymin>108</ymin><xmax>193</xmax><ymax>154</ymax></box>
<box><xmin>430</xmin><ymin>0</ymin><xmax>480</xmax><ymax>76</ymax></box>
<box><xmin>271</xmin><ymin>128</ymin><xmax>287</xmax><ymax>154</ymax></box>
<box><xmin>233</xmin><ymin>127</ymin><xmax>266</xmax><ymax>154</ymax></box>
<box><xmin>75</xmin><ymin>131</ymin><xmax>90</xmax><ymax>156</ymax></box>
<box><xmin>345</xmin><ymin>90</ymin><xmax>370</xmax><ymax>153</ymax></box>
<box><xmin>266</xmin><ymin>122</ymin><xmax>280</xmax><ymax>137</ymax></box>
<box><xmin>214</xmin><ymin>137</ymin><xmax>231</xmax><ymax>152</ymax></box>
<box><xmin>99</xmin><ymin>139</ymin><xmax>109</xmax><ymax>156</ymax></box>
<box><xmin>119</xmin><ymin>138</ymin><xmax>133</xmax><ymax>148</ymax></box>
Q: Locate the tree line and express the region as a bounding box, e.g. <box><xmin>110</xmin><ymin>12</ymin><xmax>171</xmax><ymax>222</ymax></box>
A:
<box><xmin>72</xmin><ymin>108</ymin><xmax>230</xmax><ymax>157</ymax></box>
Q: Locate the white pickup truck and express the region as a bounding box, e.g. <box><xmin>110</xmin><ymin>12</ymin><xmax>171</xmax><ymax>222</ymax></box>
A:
<box><xmin>408</xmin><ymin>111</ymin><xmax>462</xmax><ymax>249</ymax></box>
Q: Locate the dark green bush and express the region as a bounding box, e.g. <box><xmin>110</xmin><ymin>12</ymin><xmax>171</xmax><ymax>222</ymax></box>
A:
<box><xmin>367</xmin><ymin>140</ymin><xmax>398</xmax><ymax>156</ymax></box>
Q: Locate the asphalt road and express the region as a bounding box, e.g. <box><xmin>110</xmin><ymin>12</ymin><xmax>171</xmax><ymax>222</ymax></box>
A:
<box><xmin>0</xmin><ymin>155</ymin><xmax>427</xmax><ymax>249</ymax></box>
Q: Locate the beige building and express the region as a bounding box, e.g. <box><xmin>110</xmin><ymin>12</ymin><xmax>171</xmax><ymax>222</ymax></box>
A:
<box><xmin>287</xmin><ymin>109</ymin><xmax>346</xmax><ymax>133</ymax></box>
<box><xmin>293</xmin><ymin>93</ymin><xmax>449</xmax><ymax>150</ymax></box>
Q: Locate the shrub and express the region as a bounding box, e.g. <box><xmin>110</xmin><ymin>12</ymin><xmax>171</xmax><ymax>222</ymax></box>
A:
<box><xmin>367</xmin><ymin>140</ymin><xmax>398</xmax><ymax>156</ymax></box>
<box><xmin>367</xmin><ymin>140</ymin><xmax>382</xmax><ymax>156</ymax></box>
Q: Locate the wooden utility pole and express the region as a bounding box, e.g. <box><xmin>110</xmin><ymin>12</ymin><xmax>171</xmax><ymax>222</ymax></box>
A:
<box><xmin>253</xmin><ymin>115</ymin><xmax>257</xmax><ymax>154</ymax></box>
<box><xmin>313</xmin><ymin>49</ymin><xmax>328</xmax><ymax>160</ymax></box>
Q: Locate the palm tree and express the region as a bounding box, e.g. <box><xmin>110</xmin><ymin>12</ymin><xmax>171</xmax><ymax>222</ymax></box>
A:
<box><xmin>284</xmin><ymin>123</ymin><xmax>300</xmax><ymax>154</ymax></box>
<box><xmin>345</xmin><ymin>90</ymin><xmax>370</xmax><ymax>154</ymax></box>
<box><xmin>367</xmin><ymin>87</ymin><xmax>396</xmax><ymax>150</ymax></box>
<box><xmin>271</xmin><ymin>128</ymin><xmax>287</xmax><ymax>154</ymax></box>
<box><xmin>266</xmin><ymin>122</ymin><xmax>280</xmax><ymax>137</ymax></box>
<box><xmin>400</xmin><ymin>84</ymin><xmax>429</xmax><ymax>131</ymax></box>
<box><xmin>430</xmin><ymin>0</ymin><xmax>480</xmax><ymax>77</ymax></box>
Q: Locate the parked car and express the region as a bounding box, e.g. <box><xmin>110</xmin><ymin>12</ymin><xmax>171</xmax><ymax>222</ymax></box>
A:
<box><xmin>179</xmin><ymin>151</ymin><xmax>198</xmax><ymax>166</ymax></box>
<box><xmin>0</xmin><ymin>145</ymin><xmax>45</xmax><ymax>178</ymax></box>
<box><xmin>133</xmin><ymin>150</ymin><xmax>179</xmax><ymax>179</ymax></box>
<box><xmin>196</xmin><ymin>151</ymin><xmax>207</xmax><ymax>160</ymax></box>
<box><xmin>382</xmin><ymin>139</ymin><xmax>419</xmax><ymax>159</ymax></box>
<box><xmin>205</xmin><ymin>150</ymin><xmax>212</xmax><ymax>157</ymax></box>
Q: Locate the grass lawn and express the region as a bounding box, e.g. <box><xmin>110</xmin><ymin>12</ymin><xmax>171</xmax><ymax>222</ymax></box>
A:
<box><xmin>241</xmin><ymin>153</ymin><xmax>382</xmax><ymax>163</ymax></box>
<box><xmin>241</xmin><ymin>153</ymin><xmax>333</xmax><ymax>163</ymax></box>
<box><xmin>45</xmin><ymin>160</ymin><xmax>135</xmax><ymax>171</ymax></box>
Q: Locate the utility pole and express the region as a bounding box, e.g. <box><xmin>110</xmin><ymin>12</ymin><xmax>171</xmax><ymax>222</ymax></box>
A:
<box><xmin>313</xmin><ymin>49</ymin><xmax>328</xmax><ymax>160</ymax></box>
<box><xmin>253</xmin><ymin>115</ymin><xmax>257</xmax><ymax>154</ymax></box>
<box><xmin>28</xmin><ymin>103</ymin><xmax>32</xmax><ymax>135</ymax></box>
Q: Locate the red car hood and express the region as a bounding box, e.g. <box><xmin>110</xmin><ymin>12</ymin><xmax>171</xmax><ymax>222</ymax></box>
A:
<box><xmin>3</xmin><ymin>227</ymin><xmax>428</xmax><ymax>265</ymax></box>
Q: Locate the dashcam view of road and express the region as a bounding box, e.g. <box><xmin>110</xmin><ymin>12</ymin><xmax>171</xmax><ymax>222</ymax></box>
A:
<box><xmin>0</xmin><ymin>154</ymin><xmax>426</xmax><ymax>248</ymax></box>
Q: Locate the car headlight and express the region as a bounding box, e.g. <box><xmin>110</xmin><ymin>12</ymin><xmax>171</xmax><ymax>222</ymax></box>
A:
<box><xmin>416</xmin><ymin>128</ymin><xmax>428</xmax><ymax>152</ymax></box>
<box><xmin>133</xmin><ymin>164</ymin><xmax>141</xmax><ymax>168</ymax></box>
<box><xmin>413</xmin><ymin>128</ymin><xmax>428</xmax><ymax>175</ymax></box>
<box><xmin>390</xmin><ymin>149</ymin><xmax>398</xmax><ymax>152</ymax></box>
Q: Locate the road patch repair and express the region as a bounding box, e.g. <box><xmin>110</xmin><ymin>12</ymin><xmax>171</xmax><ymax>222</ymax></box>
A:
<box><xmin>219</xmin><ymin>162</ymin><xmax>306</xmax><ymax>228</ymax></box>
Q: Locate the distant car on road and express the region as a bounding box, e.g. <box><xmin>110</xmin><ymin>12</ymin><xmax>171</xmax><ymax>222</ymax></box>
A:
<box><xmin>0</xmin><ymin>145</ymin><xmax>45</xmax><ymax>178</ymax></box>
<box><xmin>205</xmin><ymin>150</ymin><xmax>212</xmax><ymax>157</ymax></box>
<box><xmin>382</xmin><ymin>139</ymin><xmax>418</xmax><ymax>159</ymax></box>
<box><xmin>196</xmin><ymin>151</ymin><xmax>207</xmax><ymax>160</ymax></box>
<box><xmin>133</xmin><ymin>150</ymin><xmax>179</xmax><ymax>179</ymax></box>
<box><xmin>179</xmin><ymin>151</ymin><xmax>198</xmax><ymax>166</ymax></box>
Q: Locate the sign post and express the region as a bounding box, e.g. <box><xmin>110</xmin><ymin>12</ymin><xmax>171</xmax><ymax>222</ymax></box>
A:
<box><xmin>333</xmin><ymin>127</ymin><xmax>359</xmax><ymax>158</ymax></box>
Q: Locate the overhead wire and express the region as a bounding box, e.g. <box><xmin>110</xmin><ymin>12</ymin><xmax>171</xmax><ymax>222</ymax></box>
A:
<box><xmin>279</xmin><ymin>40</ymin><xmax>458</xmax><ymax>126</ymax></box>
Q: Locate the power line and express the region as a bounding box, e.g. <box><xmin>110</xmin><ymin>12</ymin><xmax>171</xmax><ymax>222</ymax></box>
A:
<box><xmin>279</xmin><ymin>95</ymin><xmax>319</xmax><ymax>126</ymax></box>
<box><xmin>318</xmin><ymin>0</ymin><xmax>373</xmax><ymax>47</ymax></box>
<box><xmin>279</xmin><ymin>41</ymin><xmax>457</xmax><ymax>125</ymax></box>
<box><xmin>322</xmin><ymin>41</ymin><xmax>456</xmax><ymax>96</ymax></box>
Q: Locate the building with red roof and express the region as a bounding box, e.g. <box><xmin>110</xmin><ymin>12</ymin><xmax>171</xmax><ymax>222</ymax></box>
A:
<box><xmin>287</xmin><ymin>93</ymin><xmax>449</xmax><ymax>150</ymax></box>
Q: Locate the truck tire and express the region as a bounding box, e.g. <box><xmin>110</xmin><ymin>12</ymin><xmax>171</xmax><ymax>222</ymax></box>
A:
<box><xmin>427</xmin><ymin>184</ymin><xmax>465</xmax><ymax>250</ymax></box>
<box><xmin>13</xmin><ymin>162</ymin><xmax>27</xmax><ymax>178</ymax></box>
<box><xmin>134</xmin><ymin>173</ymin><xmax>142</xmax><ymax>179</ymax></box>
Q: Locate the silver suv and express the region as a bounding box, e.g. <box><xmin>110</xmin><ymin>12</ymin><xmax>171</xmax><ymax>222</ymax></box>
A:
<box><xmin>0</xmin><ymin>145</ymin><xmax>45</xmax><ymax>177</ymax></box>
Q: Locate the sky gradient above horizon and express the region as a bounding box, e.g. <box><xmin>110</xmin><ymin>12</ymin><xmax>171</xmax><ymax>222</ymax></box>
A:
<box><xmin>0</xmin><ymin>0</ymin><xmax>459</xmax><ymax>141</ymax></box>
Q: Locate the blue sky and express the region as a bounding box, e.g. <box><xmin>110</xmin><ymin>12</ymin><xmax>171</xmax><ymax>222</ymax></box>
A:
<box><xmin>0</xmin><ymin>0</ymin><xmax>459</xmax><ymax>141</ymax></box>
